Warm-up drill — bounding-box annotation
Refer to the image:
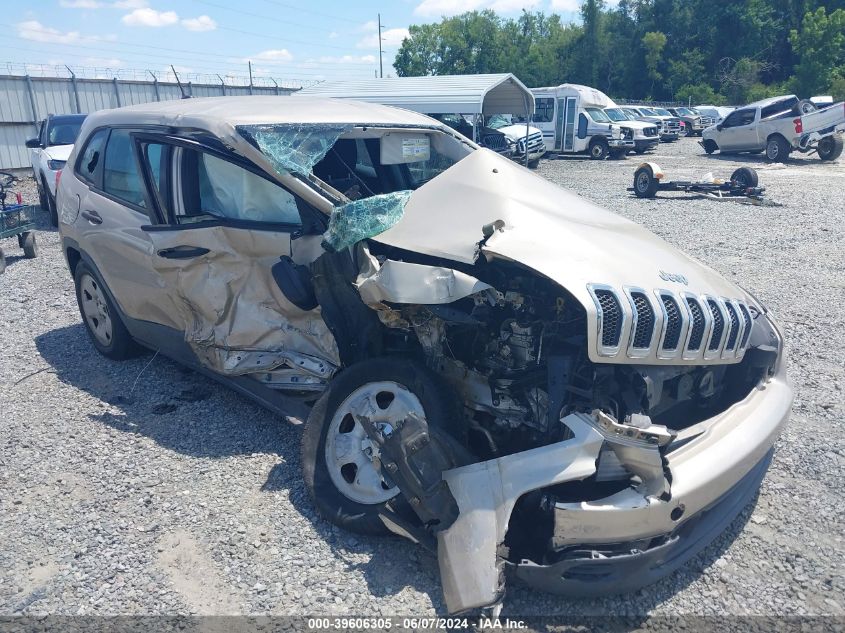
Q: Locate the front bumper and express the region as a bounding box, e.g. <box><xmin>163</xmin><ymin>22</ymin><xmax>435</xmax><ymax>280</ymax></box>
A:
<box><xmin>609</xmin><ymin>139</ymin><xmax>635</xmax><ymax>149</ymax></box>
<box><xmin>515</xmin><ymin>447</ymin><xmax>773</xmax><ymax>595</ymax></box>
<box><xmin>434</xmin><ymin>355</ymin><xmax>791</xmax><ymax>613</ymax></box>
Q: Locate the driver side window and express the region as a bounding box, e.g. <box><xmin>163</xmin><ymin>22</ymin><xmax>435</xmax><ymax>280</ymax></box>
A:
<box><xmin>176</xmin><ymin>148</ymin><xmax>302</xmax><ymax>225</ymax></box>
<box><xmin>723</xmin><ymin>109</ymin><xmax>755</xmax><ymax>128</ymax></box>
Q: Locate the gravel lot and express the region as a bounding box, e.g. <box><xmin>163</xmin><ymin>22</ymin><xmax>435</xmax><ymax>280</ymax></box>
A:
<box><xmin>1</xmin><ymin>138</ymin><xmax>843</xmax><ymax>620</ymax></box>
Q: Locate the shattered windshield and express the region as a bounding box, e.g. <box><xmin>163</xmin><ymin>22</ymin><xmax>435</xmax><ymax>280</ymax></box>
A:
<box><xmin>486</xmin><ymin>115</ymin><xmax>513</xmax><ymax>129</ymax></box>
<box><xmin>238</xmin><ymin>124</ymin><xmax>473</xmax><ymax>249</ymax></box>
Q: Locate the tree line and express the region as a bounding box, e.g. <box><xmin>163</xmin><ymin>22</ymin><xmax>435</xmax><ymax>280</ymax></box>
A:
<box><xmin>393</xmin><ymin>0</ymin><xmax>845</xmax><ymax>105</ymax></box>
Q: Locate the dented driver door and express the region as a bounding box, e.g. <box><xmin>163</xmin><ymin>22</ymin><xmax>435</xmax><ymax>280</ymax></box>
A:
<box><xmin>140</xmin><ymin>140</ymin><xmax>339</xmax><ymax>377</ymax></box>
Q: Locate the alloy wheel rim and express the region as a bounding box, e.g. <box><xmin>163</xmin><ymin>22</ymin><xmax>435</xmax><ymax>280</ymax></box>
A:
<box><xmin>80</xmin><ymin>274</ymin><xmax>113</xmax><ymax>346</ymax></box>
<box><xmin>324</xmin><ymin>381</ymin><xmax>423</xmax><ymax>505</ymax></box>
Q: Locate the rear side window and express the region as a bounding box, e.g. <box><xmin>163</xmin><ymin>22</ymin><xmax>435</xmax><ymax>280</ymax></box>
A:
<box><xmin>534</xmin><ymin>98</ymin><xmax>554</xmax><ymax>123</ymax></box>
<box><xmin>103</xmin><ymin>129</ymin><xmax>146</xmax><ymax>208</ymax></box>
<box><xmin>75</xmin><ymin>129</ymin><xmax>109</xmax><ymax>185</ymax></box>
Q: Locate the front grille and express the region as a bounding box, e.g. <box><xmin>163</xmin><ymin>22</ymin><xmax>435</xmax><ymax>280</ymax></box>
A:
<box><xmin>482</xmin><ymin>134</ymin><xmax>507</xmax><ymax>151</ymax></box>
<box><xmin>707</xmin><ymin>299</ymin><xmax>724</xmax><ymax>351</ymax></box>
<box><xmin>631</xmin><ymin>292</ymin><xmax>655</xmax><ymax>349</ymax></box>
<box><xmin>645</xmin><ymin>127</ymin><xmax>658</xmax><ymax>137</ymax></box>
<box><xmin>621</xmin><ymin>127</ymin><xmax>633</xmax><ymax>140</ymax></box>
<box><xmin>517</xmin><ymin>132</ymin><xmax>544</xmax><ymax>153</ymax></box>
<box><xmin>724</xmin><ymin>302</ymin><xmax>740</xmax><ymax>350</ymax></box>
<box><xmin>685</xmin><ymin>297</ymin><xmax>706</xmax><ymax>351</ymax></box>
<box><xmin>589</xmin><ymin>284</ymin><xmax>752</xmax><ymax>363</ymax></box>
<box><xmin>660</xmin><ymin>294</ymin><xmax>682</xmax><ymax>350</ymax></box>
<box><xmin>594</xmin><ymin>289</ymin><xmax>623</xmax><ymax>348</ymax></box>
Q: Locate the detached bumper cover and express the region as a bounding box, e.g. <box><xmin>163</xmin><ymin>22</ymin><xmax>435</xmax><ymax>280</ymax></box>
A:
<box><xmin>514</xmin><ymin>447</ymin><xmax>773</xmax><ymax>595</ymax></box>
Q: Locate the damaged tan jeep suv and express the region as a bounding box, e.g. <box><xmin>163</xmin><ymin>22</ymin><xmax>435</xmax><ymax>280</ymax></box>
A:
<box><xmin>58</xmin><ymin>97</ymin><xmax>792</xmax><ymax>613</ymax></box>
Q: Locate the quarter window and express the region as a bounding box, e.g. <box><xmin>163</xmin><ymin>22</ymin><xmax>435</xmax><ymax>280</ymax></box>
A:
<box><xmin>75</xmin><ymin>129</ymin><xmax>109</xmax><ymax>186</ymax></box>
<box><xmin>103</xmin><ymin>129</ymin><xmax>147</xmax><ymax>208</ymax></box>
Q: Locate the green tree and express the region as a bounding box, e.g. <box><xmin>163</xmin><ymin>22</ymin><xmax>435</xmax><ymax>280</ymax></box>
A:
<box><xmin>789</xmin><ymin>7</ymin><xmax>845</xmax><ymax>95</ymax></box>
<box><xmin>642</xmin><ymin>31</ymin><xmax>667</xmax><ymax>95</ymax></box>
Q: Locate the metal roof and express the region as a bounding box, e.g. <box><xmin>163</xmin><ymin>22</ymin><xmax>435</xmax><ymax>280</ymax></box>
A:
<box><xmin>531</xmin><ymin>84</ymin><xmax>615</xmax><ymax>108</ymax></box>
<box><xmin>297</xmin><ymin>74</ymin><xmax>534</xmax><ymax>116</ymax></box>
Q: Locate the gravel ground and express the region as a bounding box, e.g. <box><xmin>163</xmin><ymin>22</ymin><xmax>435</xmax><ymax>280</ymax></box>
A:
<box><xmin>0</xmin><ymin>139</ymin><xmax>843</xmax><ymax>620</ymax></box>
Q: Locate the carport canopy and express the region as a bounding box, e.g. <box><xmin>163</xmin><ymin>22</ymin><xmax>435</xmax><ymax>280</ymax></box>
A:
<box><xmin>296</xmin><ymin>73</ymin><xmax>535</xmax><ymax>117</ymax></box>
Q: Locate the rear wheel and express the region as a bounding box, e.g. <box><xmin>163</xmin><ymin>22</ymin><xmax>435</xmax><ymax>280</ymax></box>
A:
<box><xmin>633</xmin><ymin>165</ymin><xmax>659</xmax><ymax>198</ymax></box>
<box><xmin>588</xmin><ymin>137</ymin><xmax>609</xmax><ymax>160</ymax></box>
<box><xmin>793</xmin><ymin>99</ymin><xmax>816</xmax><ymax>116</ymax></box>
<box><xmin>0</xmin><ymin>248</ymin><xmax>6</xmax><ymax>275</ymax></box>
<box><xmin>817</xmin><ymin>135</ymin><xmax>843</xmax><ymax>161</ymax></box>
<box><xmin>74</xmin><ymin>262</ymin><xmax>139</xmax><ymax>360</ymax></box>
<box><xmin>730</xmin><ymin>167</ymin><xmax>759</xmax><ymax>188</ymax></box>
<box><xmin>703</xmin><ymin>139</ymin><xmax>718</xmax><ymax>154</ymax></box>
<box><xmin>301</xmin><ymin>357</ymin><xmax>467</xmax><ymax>536</ymax></box>
<box><xmin>766</xmin><ymin>136</ymin><xmax>791</xmax><ymax>162</ymax></box>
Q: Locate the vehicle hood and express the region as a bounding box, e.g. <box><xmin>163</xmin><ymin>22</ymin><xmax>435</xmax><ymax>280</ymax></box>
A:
<box><xmin>372</xmin><ymin>149</ymin><xmax>745</xmax><ymax>310</ymax></box>
<box><xmin>618</xmin><ymin>121</ymin><xmax>657</xmax><ymax>132</ymax></box>
<box><xmin>44</xmin><ymin>145</ymin><xmax>74</xmax><ymax>161</ymax></box>
<box><xmin>494</xmin><ymin>124</ymin><xmax>542</xmax><ymax>140</ymax></box>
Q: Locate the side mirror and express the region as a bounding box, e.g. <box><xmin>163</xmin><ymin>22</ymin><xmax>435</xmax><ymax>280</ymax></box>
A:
<box><xmin>25</xmin><ymin>138</ymin><xmax>42</xmax><ymax>148</ymax></box>
<box><xmin>716</xmin><ymin>124</ymin><xmax>723</xmax><ymax>132</ymax></box>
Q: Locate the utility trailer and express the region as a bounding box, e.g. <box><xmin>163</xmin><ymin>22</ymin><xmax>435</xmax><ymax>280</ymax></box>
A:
<box><xmin>630</xmin><ymin>162</ymin><xmax>766</xmax><ymax>202</ymax></box>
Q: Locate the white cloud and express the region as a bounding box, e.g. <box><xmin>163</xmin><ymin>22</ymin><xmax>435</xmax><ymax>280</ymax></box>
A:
<box><xmin>181</xmin><ymin>15</ymin><xmax>216</xmax><ymax>31</ymax></box>
<box><xmin>550</xmin><ymin>0</ymin><xmax>579</xmax><ymax>11</ymax></box>
<box><xmin>240</xmin><ymin>49</ymin><xmax>294</xmax><ymax>64</ymax></box>
<box><xmin>328</xmin><ymin>31</ymin><xmax>338</xmax><ymax>39</ymax></box>
<box><xmin>121</xmin><ymin>8</ymin><xmax>179</xmax><ymax>27</ymax></box>
<box><xmin>360</xmin><ymin>20</ymin><xmax>378</xmax><ymax>31</ymax></box>
<box><xmin>306</xmin><ymin>54</ymin><xmax>377</xmax><ymax>65</ymax></box>
<box><xmin>60</xmin><ymin>0</ymin><xmax>148</xmax><ymax>7</ymax></box>
<box><xmin>16</xmin><ymin>20</ymin><xmax>115</xmax><ymax>43</ymax></box>
<box><xmin>357</xmin><ymin>27</ymin><xmax>409</xmax><ymax>49</ymax></box>
<box><xmin>413</xmin><ymin>0</ymin><xmax>542</xmax><ymax>16</ymax></box>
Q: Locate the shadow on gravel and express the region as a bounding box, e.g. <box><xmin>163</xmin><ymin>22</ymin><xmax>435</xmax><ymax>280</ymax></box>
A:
<box><xmin>34</xmin><ymin>323</ymin><xmax>445</xmax><ymax>609</ymax></box>
<box><xmin>704</xmin><ymin>152</ymin><xmax>830</xmax><ymax>168</ymax></box>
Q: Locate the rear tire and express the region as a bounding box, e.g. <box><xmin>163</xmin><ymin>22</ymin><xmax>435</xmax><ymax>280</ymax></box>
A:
<box><xmin>633</xmin><ymin>165</ymin><xmax>659</xmax><ymax>198</ymax></box>
<box><xmin>793</xmin><ymin>99</ymin><xmax>816</xmax><ymax>116</ymax></box>
<box><xmin>74</xmin><ymin>261</ymin><xmax>140</xmax><ymax>360</ymax></box>
<box><xmin>766</xmin><ymin>136</ymin><xmax>791</xmax><ymax>162</ymax></box>
<box><xmin>817</xmin><ymin>135</ymin><xmax>843</xmax><ymax>161</ymax></box>
<box><xmin>301</xmin><ymin>357</ymin><xmax>468</xmax><ymax>536</ymax></box>
<box><xmin>22</xmin><ymin>232</ymin><xmax>37</xmax><ymax>258</ymax></box>
<box><xmin>703</xmin><ymin>139</ymin><xmax>718</xmax><ymax>154</ymax></box>
<box><xmin>588</xmin><ymin>137</ymin><xmax>609</xmax><ymax>160</ymax></box>
<box><xmin>730</xmin><ymin>167</ymin><xmax>759</xmax><ymax>188</ymax></box>
<box><xmin>0</xmin><ymin>248</ymin><xmax>6</xmax><ymax>275</ymax></box>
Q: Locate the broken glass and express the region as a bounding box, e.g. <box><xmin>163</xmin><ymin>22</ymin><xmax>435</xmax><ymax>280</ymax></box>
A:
<box><xmin>322</xmin><ymin>190</ymin><xmax>413</xmax><ymax>252</ymax></box>
<box><xmin>237</xmin><ymin>123</ymin><xmax>353</xmax><ymax>176</ymax></box>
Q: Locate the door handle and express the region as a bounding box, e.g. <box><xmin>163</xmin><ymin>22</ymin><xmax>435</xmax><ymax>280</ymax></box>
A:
<box><xmin>157</xmin><ymin>246</ymin><xmax>210</xmax><ymax>259</ymax></box>
<box><xmin>81</xmin><ymin>209</ymin><xmax>102</xmax><ymax>225</ymax></box>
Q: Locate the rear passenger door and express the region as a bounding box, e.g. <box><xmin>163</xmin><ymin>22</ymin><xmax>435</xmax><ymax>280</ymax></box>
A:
<box><xmin>74</xmin><ymin>127</ymin><xmax>170</xmax><ymax>329</ymax></box>
<box><xmin>139</xmin><ymin>139</ymin><xmax>338</xmax><ymax>375</ymax></box>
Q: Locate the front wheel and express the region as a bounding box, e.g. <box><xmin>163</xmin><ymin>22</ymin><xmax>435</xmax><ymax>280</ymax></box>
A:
<box><xmin>609</xmin><ymin>148</ymin><xmax>627</xmax><ymax>160</ymax></box>
<box><xmin>588</xmin><ymin>138</ymin><xmax>609</xmax><ymax>160</ymax></box>
<box><xmin>730</xmin><ymin>167</ymin><xmax>759</xmax><ymax>188</ymax></box>
<box><xmin>41</xmin><ymin>175</ymin><xmax>58</xmax><ymax>226</ymax></box>
<box><xmin>703</xmin><ymin>139</ymin><xmax>718</xmax><ymax>154</ymax></box>
<box><xmin>817</xmin><ymin>135</ymin><xmax>843</xmax><ymax>161</ymax></box>
<box><xmin>766</xmin><ymin>136</ymin><xmax>791</xmax><ymax>162</ymax></box>
<box><xmin>21</xmin><ymin>232</ymin><xmax>37</xmax><ymax>258</ymax></box>
<box><xmin>301</xmin><ymin>357</ymin><xmax>467</xmax><ymax>536</ymax></box>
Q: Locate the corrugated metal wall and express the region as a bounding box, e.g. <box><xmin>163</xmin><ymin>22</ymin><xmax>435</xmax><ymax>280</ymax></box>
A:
<box><xmin>0</xmin><ymin>75</ymin><xmax>295</xmax><ymax>169</ymax></box>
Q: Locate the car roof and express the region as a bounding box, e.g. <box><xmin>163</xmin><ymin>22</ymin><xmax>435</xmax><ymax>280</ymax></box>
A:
<box><xmin>744</xmin><ymin>95</ymin><xmax>797</xmax><ymax>109</ymax></box>
<box><xmin>84</xmin><ymin>96</ymin><xmax>444</xmax><ymax>129</ymax></box>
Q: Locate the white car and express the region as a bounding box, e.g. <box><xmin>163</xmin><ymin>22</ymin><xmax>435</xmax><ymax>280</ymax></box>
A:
<box><xmin>604</xmin><ymin>107</ymin><xmax>660</xmax><ymax>153</ymax></box>
<box><xmin>26</xmin><ymin>114</ymin><xmax>87</xmax><ymax>225</ymax></box>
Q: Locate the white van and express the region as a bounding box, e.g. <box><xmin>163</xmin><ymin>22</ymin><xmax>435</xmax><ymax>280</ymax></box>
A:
<box><xmin>530</xmin><ymin>84</ymin><xmax>634</xmax><ymax>159</ymax></box>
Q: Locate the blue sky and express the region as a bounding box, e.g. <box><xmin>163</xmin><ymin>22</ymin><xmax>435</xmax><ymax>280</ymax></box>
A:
<box><xmin>5</xmin><ymin>0</ymin><xmax>593</xmax><ymax>87</ymax></box>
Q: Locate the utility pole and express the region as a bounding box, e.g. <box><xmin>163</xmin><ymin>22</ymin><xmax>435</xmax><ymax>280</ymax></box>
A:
<box><xmin>248</xmin><ymin>61</ymin><xmax>254</xmax><ymax>94</ymax></box>
<box><xmin>378</xmin><ymin>13</ymin><xmax>384</xmax><ymax>78</ymax></box>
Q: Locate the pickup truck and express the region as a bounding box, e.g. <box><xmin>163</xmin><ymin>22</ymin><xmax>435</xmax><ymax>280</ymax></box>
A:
<box><xmin>701</xmin><ymin>95</ymin><xmax>845</xmax><ymax>162</ymax></box>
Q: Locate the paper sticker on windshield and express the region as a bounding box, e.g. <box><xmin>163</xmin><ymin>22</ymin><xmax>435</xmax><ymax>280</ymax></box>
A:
<box><xmin>402</xmin><ymin>137</ymin><xmax>430</xmax><ymax>160</ymax></box>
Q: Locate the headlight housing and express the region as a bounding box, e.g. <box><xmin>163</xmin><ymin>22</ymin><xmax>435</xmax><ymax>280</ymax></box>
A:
<box><xmin>47</xmin><ymin>159</ymin><xmax>66</xmax><ymax>171</ymax></box>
